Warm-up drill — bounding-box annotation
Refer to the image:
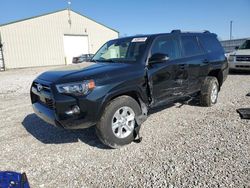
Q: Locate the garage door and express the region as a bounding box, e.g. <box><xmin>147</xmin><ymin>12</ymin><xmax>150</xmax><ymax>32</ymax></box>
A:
<box><xmin>63</xmin><ymin>35</ymin><xmax>89</xmax><ymax>64</ymax></box>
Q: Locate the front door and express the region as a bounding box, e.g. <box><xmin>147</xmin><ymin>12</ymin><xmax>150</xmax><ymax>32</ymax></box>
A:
<box><xmin>147</xmin><ymin>35</ymin><xmax>189</xmax><ymax>105</ymax></box>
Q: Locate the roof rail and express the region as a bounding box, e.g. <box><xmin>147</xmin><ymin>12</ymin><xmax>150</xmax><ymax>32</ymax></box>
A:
<box><xmin>171</xmin><ymin>30</ymin><xmax>210</xmax><ymax>34</ymax></box>
<box><xmin>171</xmin><ymin>30</ymin><xmax>181</xmax><ymax>33</ymax></box>
<box><xmin>203</xmin><ymin>30</ymin><xmax>210</xmax><ymax>33</ymax></box>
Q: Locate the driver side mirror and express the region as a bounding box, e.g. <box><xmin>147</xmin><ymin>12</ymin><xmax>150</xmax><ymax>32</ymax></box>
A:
<box><xmin>149</xmin><ymin>53</ymin><xmax>170</xmax><ymax>64</ymax></box>
<box><xmin>235</xmin><ymin>46</ymin><xmax>239</xmax><ymax>50</ymax></box>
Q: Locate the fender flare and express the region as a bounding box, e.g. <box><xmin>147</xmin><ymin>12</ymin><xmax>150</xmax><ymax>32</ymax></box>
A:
<box><xmin>96</xmin><ymin>86</ymin><xmax>149</xmax><ymax>121</ymax></box>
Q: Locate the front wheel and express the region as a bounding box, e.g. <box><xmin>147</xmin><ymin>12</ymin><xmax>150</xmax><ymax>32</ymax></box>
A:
<box><xmin>200</xmin><ymin>76</ymin><xmax>219</xmax><ymax>107</ymax></box>
<box><xmin>96</xmin><ymin>95</ymin><xmax>141</xmax><ymax>148</ymax></box>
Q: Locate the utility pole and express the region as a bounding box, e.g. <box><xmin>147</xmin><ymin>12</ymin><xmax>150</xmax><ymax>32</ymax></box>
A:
<box><xmin>230</xmin><ymin>20</ymin><xmax>233</xmax><ymax>40</ymax></box>
<box><xmin>67</xmin><ymin>0</ymin><xmax>72</xmax><ymax>26</ymax></box>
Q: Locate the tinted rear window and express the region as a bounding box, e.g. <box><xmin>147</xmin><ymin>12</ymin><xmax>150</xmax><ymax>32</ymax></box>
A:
<box><xmin>181</xmin><ymin>36</ymin><xmax>203</xmax><ymax>57</ymax></box>
<box><xmin>198</xmin><ymin>35</ymin><xmax>224</xmax><ymax>53</ymax></box>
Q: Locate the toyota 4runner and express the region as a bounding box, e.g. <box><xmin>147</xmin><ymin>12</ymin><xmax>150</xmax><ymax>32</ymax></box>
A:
<box><xmin>31</xmin><ymin>30</ymin><xmax>228</xmax><ymax>148</ymax></box>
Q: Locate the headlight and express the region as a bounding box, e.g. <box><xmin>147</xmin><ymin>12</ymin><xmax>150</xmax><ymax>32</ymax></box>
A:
<box><xmin>56</xmin><ymin>80</ymin><xmax>95</xmax><ymax>96</ymax></box>
<box><xmin>228</xmin><ymin>55</ymin><xmax>235</xmax><ymax>62</ymax></box>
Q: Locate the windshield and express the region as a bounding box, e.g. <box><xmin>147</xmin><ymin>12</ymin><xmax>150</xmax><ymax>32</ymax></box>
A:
<box><xmin>92</xmin><ymin>37</ymin><xmax>148</xmax><ymax>63</ymax></box>
<box><xmin>239</xmin><ymin>40</ymin><xmax>250</xmax><ymax>49</ymax></box>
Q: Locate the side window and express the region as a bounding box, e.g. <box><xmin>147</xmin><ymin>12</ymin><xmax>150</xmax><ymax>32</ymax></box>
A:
<box><xmin>198</xmin><ymin>35</ymin><xmax>224</xmax><ymax>53</ymax></box>
<box><xmin>151</xmin><ymin>37</ymin><xmax>181</xmax><ymax>60</ymax></box>
<box><xmin>181</xmin><ymin>36</ymin><xmax>203</xmax><ymax>57</ymax></box>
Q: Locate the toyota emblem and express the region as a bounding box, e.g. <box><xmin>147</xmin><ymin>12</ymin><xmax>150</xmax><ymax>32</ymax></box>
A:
<box><xmin>37</xmin><ymin>84</ymin><xmax>43</xmax><ymax>92</ymax></box>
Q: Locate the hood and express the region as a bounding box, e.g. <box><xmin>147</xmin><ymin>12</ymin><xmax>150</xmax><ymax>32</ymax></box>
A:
<box><xmin>234</xmin><ymin>49</ymin><xmax>250</xmax><ymax>56</ymax></box>
<box><xmin>37</xmin><ymin>62</ymin><xmax>134</xmax><ymax>83</ymax></box>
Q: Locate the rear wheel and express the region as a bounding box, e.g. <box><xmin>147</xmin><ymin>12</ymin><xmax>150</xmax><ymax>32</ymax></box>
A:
<box><xmin>96</xmin><ymin>95</ymin><xmax>141</xmax><ymax>148</ymax></box>
<box><xmin>200</xmin><ymin>76</ymin><xmax>219</xmax><ymax>107</ymax></box>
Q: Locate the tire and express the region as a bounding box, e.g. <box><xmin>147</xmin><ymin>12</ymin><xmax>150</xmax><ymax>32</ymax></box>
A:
<box><xmin>96</xmin><ymin>95</ymin><xmax>141</xmax><ymax>149</ymax></box>
<box><xmin>200</xmin><ymin>76</ymin><xmax>219</xmax><ymax>107</ymax></box>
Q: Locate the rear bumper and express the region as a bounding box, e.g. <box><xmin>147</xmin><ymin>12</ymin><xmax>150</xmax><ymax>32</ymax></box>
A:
<box><xmin>229</xmin><ymin>61</ymin><xmax>250</xmax><ymax>70</ymax></box>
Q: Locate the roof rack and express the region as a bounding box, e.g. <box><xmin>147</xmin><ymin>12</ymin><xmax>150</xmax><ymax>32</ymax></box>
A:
<box><xmin>171</xmin><ymin>30</ymin><xmax>210</xmax><ymax>34</ymax></box>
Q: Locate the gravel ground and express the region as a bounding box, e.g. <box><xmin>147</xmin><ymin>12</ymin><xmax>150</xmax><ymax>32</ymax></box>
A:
<box><xmin>0</xmin><ymin>67</ymin><xmax>249</xmax><ymax>187</ymax></box>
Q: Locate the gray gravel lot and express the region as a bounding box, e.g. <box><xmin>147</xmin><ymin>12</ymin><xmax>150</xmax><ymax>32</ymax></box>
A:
<box><xmin>0</xmin><ymin>67</ymin><xmax>249</xmax><ymax>187</ymax></box>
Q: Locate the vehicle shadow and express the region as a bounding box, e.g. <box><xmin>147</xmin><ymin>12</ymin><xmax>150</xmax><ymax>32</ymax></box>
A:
<box><xmin>148</xmin><ymin>97</ymin><xmax>201</xmax><ymax>115</ymax></box>
<box><xmin>22</xmin><ymin>114</ymin><xmax>109</xmax><ymax>149</ymax></box>
<box><xmin>23</xmin><ymin>99</ymin><xmax>201</xmax><ymax>148</ymax></box>
<box><xmin>179</xmin><ymin>97</ymin><xmax>201</xmax><ymax>107</ymax></box>
<box><xmin>148</xmin><ymin>103</ymin><xmax>175</xmax><ymax>115</ymax></box>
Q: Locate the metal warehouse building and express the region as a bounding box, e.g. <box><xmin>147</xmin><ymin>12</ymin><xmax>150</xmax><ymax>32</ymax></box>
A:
<box><xmin>220</xmin><ymin>38</ymin><xmax>248</xmax><ymax>53</ymax></box>
<box><xmin>0</xmin><ymin>9</ymin><xmax>119</xmax><ymax>70</ymax></box>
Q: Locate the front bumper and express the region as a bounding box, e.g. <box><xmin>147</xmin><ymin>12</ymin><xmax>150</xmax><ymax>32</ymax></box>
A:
<box><xmin>32</xmin><ymin>102</ymin><xmax>61</xmax><ymax>127</ymax></box>
<box><xmin>32</xmin><ymin>102</ymin><xmax>95</xmax><ymax>129</ymax></box>
<box><xmin>30</xmin><ymin>79</ymin><xmax>99</xmax><ymax>129</ymax></box>
<box><xmin>229</xmin><ymin>61</ymin><xmax>250</xmax><ymax>70</ymax></box>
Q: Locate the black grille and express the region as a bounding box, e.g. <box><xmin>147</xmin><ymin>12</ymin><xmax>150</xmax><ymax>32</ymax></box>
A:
<box><xmin>32</xmin><ymin>81</ymin><xmax>54</xmax><ymax>109</ymax></box>
<box><xmin>236</xmin><ymin>55</ymin><xmax>250</xmax><ymax>62</ymax></box>
<box><xmin>236</xmin><ymin>65</ymin><xmax>250</xmax><ymax>68</ymax></box>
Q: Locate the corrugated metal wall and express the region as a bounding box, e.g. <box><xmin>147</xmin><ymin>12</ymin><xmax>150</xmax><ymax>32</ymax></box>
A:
<box><xmin>220</xmin><ymin>38</ymin><xmax>247</xmax><ymax>53</ymax></box>
<box><xmin>0</xmin><ymin>10</ymin><xmax>118</xmax><ymax>69</ymax></box>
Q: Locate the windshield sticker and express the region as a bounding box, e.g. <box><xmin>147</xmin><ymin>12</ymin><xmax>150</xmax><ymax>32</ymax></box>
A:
<box><xmin>131</xmin><ymin>37</ymin><xmax>148</xmax><ymax>42</ymax></box>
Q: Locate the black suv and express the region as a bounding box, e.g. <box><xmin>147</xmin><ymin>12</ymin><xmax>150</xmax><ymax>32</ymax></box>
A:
<box><xmin>31</xmin><ymin>30</ymin><xmax>228</xmax><ymax>148</ymax></box>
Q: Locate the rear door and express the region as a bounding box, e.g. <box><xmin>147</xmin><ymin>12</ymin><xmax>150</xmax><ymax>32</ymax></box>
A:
<box><xmin>198</xmin><ymin>34</ymin><xmax>227</xmax><ymax>70</ymax></box>
<box><xmin>180</xmin><ymin>35</ymin><xmax>207</xmax><ymax>93</ymax></box>
<box><xmin>147</xmin><ymin>35</ymin><xmax>189</xmax><ymax>105</ymax></box>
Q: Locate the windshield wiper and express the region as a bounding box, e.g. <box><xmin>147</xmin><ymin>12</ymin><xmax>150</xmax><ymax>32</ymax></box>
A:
<box><xmin>90</xmin><ymin>59</ymin><xmax>98</xmax><ymax>63</ymax></box>
<box><xmin>96</xmin><ymin>59</ymin><xmax>116</xmax><ymax>63</ymax></box>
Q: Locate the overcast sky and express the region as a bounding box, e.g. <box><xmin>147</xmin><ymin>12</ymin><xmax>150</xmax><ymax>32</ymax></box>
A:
<box><xmin>0</xmin><ymin>0</ymin><xmax>250</xmax><ymax>40</ymax></box>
